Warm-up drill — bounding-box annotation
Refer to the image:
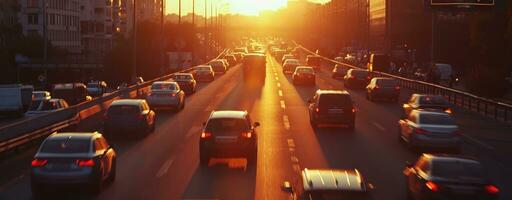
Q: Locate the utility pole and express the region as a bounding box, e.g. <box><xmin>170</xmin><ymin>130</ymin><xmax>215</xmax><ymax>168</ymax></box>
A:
<box><xmin>132</xmin><ymin>0</ymin><xmax>137</xmax><ymax>82</ymax></box>
<box><xmin>160</xmin><ymin>0</ymin><xmax>165</xmax><ymax>75</ymax></box>
<box><xmin>42</xmin><ymin>0</ymin><xmax>47</xmax><ymax>67</ymax></box>
<box><xmin>179</xmin><ymin>0</ymin><xmax>182</xmax><ymax>25</ymax></box>
<box><xmin>205</xmin><ymin>0</ymin><xmax>208</xmax><ymax>60</ymax></box>
<box><xmin>192</xmin><ymin>0</ymin><xmax>195</xmax><ymax>65</ymax></box>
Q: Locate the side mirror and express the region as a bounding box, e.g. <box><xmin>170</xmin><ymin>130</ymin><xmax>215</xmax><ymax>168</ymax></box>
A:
<box><xmin>253</xmin><ymin>122</ymin><xmax>260</xmax><ymax>127</ymax></box>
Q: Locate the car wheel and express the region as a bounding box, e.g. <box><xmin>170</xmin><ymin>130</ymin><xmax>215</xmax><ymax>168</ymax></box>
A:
<box><xmin>107</xmin><ymin>158</ymin><xmax>117</xmax><ymax>183</ymax></box>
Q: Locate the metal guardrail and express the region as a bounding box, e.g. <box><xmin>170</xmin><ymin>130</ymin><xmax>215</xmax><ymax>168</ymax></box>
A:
<box><xmin>0</xmin><ymin>49</ymin><xmax>228</xmax><ymax>154</ymax></box>
<box><xmin>296</xmin><ymin>45</ymin><xmax>512</xmax><ymax>123</ymax></box>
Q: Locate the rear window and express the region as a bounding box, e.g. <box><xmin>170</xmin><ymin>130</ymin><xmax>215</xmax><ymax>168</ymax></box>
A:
<box><xmin>432</xmin><ymin>160</ymin><xmax>485</xmax><ymax>179</ymax></box>
<box><xmin>376</xmin><ymin>79</ymin><xmax>397</xmax><ymax>87</ymax></box>
<box><xmin>418</xmin><ymin>113</ymin><xmax>455</xmax><ymax>125</ymax></box>
<box><xmin>40</xmin><ymin>138</ymin><xmax>91</xmax><ymax>153</ymax></box>
<box><xmin>419</xmin><ymin>96</ymin><xmax>447</xmax><ymax>105</ymax></box>
<box><xmin>107</xmin><ymin>105</ymin><xmax>140</xmax><ymax>115</ymax></box>
<box><xmin>151</xmin><ymin>83</ymin><xmax>176</xmax><ymax>90</ymax></box>
<box><xmin>351</xmin><ymin>70</ymin><xmax>369</xmax><ymax>77</ymax></box>
<box><xmin>212</xmin><ymin>65</ymin><xmax>225</xmax><ymax>71</ymax></box>
<box><xmin>172</xmin><ymin>75</ymin><xmax>192</xmax><ymax>80</ymax></box>
<box><xmin>318</xmin><ymin>94</ymin><xmax>352</xmax><ymax>108</ymax></box>
<box><xmin>196</xmin><ymin>67</ymin><xmax>211</xmax><ymax>71</ymax></box>
<box><xmin>206</xmin><ymin>118</ymin><xmax>249</xmax><ymax>134</ymax></box>
<box><xmin>296</xmin><ymin>68</ymin><xmax>314</xmax><ymax>73</ymax></box>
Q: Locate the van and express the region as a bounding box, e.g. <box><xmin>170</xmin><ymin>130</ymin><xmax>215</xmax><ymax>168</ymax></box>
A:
<box><xmin>0</xmin><ymin>84</ymin><xmax>34</xmax><ymax>117</ymax></box>
<box><xmin>52</xmin><ymin>83</ymin><xmax>89</xmax><ymax>106</ymax></box>
<box><xmin>367</xmin><ymin>53</ymin><xmax>390</xmax><ymax>72</ymax></box>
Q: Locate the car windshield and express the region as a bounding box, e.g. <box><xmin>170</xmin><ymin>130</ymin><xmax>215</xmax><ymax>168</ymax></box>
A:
<box><xmin>319</xmin><ymin>94</ymin><xmax>352</xmax><ymax>108</ymax></box>
<box><xmin>151</xmin><ymin>83</ymin><xmax>177</xmax><ymax>90</ymax></box>
<box><xmin>351</xmin><ymin>70</ymin><xmax>369</xmax><ymax>77</ymax></box>
<box><xmin>33</xmin><ymin>93</ymin><xmax>47</xmax><ymax>99</ymax></box>
<box><xmin>40</xmin><ymin>138</ymin><xmax>90</xmax><ymax>153</ymax></box>
<box><xmin>297</xmin><ymin>68</ymin><xmax>314</xmax><ymax>73</ymax></box>
<box><xmin>206</xmin><ymin>118</ymin><xmax>249</xmax><ymax>134</ymax></box>
<box><xmin>28</xmin><ymin>100</ymin><xmax>43</xmax><ymax>111</ymax></box>
<box><xmin>197</xmin><ymin>67</ymin><xmax>211</xmax><ymax>71</ymax></box>
<box><xmin>419</xmin><ymin>113</ymin><xmax>455</xmax><ymax>125</ymax></box>
<box><xmin>173</xmin><ymin>75</ymin><xmax>192</xmax><ymax>80</ymax></box>
<box><xmin>376</xmin><ymin>79</ymin><xmax>397</xmax><ymax>87</ymax></box>
<box><xmin>107</xmin><ymin>105</ymin><xmax>140</xmax><ymax>116</ymax></box>
<box><xmin>432</xmin><ymin>160</ymin><xmax>485</xmax><ymax>179</ymax></box>
<box><xmin>419</xmin><ymin>96</ymin><xmax>447</xmax><ymax>105</ymax></box>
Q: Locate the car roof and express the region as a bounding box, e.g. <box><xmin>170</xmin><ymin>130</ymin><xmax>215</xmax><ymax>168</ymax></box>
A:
<box><xmin>210</xmin><ymin>110</ymin><xmax>248</xmax><ymax>119</ymax></box>
<box><xmin>173</xmin><ymin>73</ymin><xmax>193</xmax><ymax>76</ymax></box>
<box><xmin>46</xmin><ymin>132</ymin><xmax>100</xmax><ymax>141</ymax></box>
<box><xmin>423</xmin><ymin>154</ymin><xmax>480</xmax><ymax>164</ymax></box>
<box><xmin>244</xmin><ymin>53</ymin><xmax>265</xmax><ymax>57</ymax></box>
<box><xmin>196</xmin><ymin>65</ymin><xmax>212</xmax><ymax>68</ymax></box>
<box><xmin>373</xmin><ymin>77</ymin><xmax>395</xmax><ymax>81</ymax></box>
<box><xmin>316</xmin><ymin>89</ymin><xmax>350</xmax><ymax>95</ymax></box>
<box><xmin>153</xmin><ymin>81</ymin><xmax>177</xmax><ymax>85</ymax></box>
<box><xmin>296</xmin><ymin>66</ymin><xmax>313</xmax><ymax>69</ymax></box>
<box><xmin>412</xmin><ymin>109</ymin><xmax>450</xmax><ymax>116</ymax></box>
<box><xmin>111</xmin><ymin>99</ymin><xmax>145</xmax><ymax>106</ymax></box>
<box><xmin>302</xmin><ymin>168</ymin><xmax>366</xmax><ymax>192</ymax></box>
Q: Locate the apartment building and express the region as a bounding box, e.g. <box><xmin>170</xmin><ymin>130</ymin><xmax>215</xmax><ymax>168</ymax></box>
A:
<box><xmin>80</xmin><ymin>0</ymin><xmax>114</xmax><ymax>62</ymax></box>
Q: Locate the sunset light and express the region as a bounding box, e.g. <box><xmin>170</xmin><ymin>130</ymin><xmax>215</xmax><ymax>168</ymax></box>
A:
<box><xmin>166</xmin><ymin>0</ymin><xmax>288</xmax><ymax>16</ymax></box>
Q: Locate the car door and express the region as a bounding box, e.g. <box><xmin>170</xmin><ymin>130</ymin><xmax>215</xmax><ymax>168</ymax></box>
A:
<box><xmin>402</xmin><ymin>113</ymin><xmax>417</xmax><ymax>140</ymax></box>
<box><xmin>94</xmin><ymin>139</ymin><xmax>109</xmax><ymax>180</ymax></box>
<box><xmin>99</xmin><ymin>136</ymin><xmax>114</xmax><ymax>176</ymax></box>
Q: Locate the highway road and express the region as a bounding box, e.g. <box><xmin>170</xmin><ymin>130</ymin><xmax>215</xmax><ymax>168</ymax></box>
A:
<box><xmin>0</xmin><ymin>54</ymin><xmax>511</xmax><ymax>200</ymax></box>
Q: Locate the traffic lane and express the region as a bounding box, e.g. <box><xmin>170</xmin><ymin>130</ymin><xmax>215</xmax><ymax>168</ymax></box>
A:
<box><xmin>0</xmin><ymin>66</ymin><xmax>243</xmax><ymax>200</ymax></box>
<box><xmin>274</xmin><ymin>60</ymin><xmax>414</xmax><ymax>199</ymax></box>
<box><xmin>314</xmin><ymin>69</ymin><xmax>512</xmax><ymax>199</ymax></box>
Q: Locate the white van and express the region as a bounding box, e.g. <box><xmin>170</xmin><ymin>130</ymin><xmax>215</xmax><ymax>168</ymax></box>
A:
<box><xmin>0</xmin><ymin>84</ymin><xmax>33</xmax><ymax>117</ymax></box>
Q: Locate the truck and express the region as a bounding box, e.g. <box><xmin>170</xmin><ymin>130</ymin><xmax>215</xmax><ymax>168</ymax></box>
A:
<box><xmin>242</xmin><ymin>53</ymin><xmax>267</xmax><ymax>85</ymax></box>
<box><xmin>0</xmin><ymin>84</ymin><xmax>34</xmax><ymax>117</ymax></box>
<box><xmin>367</xmin><ymin>53</ymin><xmax>390</xmax><ymax>73</ymax></box>
<box><xmin>52</xmin><ymin>83</ymin><xmax>89</xmax><ymax>106</ymax></box>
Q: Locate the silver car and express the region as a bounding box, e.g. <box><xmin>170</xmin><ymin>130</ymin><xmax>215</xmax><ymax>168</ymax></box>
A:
<box><xmin>146</xmin><ymin>81</ymin><xmax>185</xmax><ymax>111</ymax></box>
<box><xmin>31</xmin><ymin>132</ymin><xmax>116</xmax><ymax>197</ymax></box>
<box><xmin>398</xmin><ymin>109</ymin><xmax>461</xmax><ymax>151</ymax></box>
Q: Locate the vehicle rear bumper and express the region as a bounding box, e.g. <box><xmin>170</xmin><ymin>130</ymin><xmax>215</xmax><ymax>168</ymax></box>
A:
<box><xmin>314</xmin><ymin>114</ymin><xmax>355</xmax><ymax>125</ymax></box>
<box><xmin>200</xmin><ymin>142</ymin><xmax>256</xmax><ymax>158</ymax></box>
<box><xmin>411</xmin><ymin>135</ymin><xmax>462</xmax><ymax>149</ymax></box>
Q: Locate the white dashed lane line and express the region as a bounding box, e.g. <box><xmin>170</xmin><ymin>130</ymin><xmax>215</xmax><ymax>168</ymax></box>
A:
<box><xmin>462</xmin><ymin>134</ymin><xmax>495</xmax><ymax>150</ymax></box>
<box><xmin>287</xmin><ymin>139</ymin><xmax>295</xmax><ymax>148</ymax></box>
<box><xmin>156</xmin><ymin>157</ymin><xmax>175</xmax><ymax>178</ymax></box>
<box><xmin>372</xmin><ymin>122</ymin><xmax>386</xmax><ymax>132</ymax></box>
<box><xmin>275</xmin><ymin>77</ymin><xmax>279</xmax><ymax>81</ymax></box>
<box><xmin>277</xmin><ymin>82</ymin><xmax>281</xmax><ymax>88</ymax></box>
<box><xmin>280</xmin><ymin>100</ymin><xmax>286</xmax><ymax>109</ymax></box>
<box><xmin>278</xmin><ymin>90</ymin><xmax>283</xmax><ymax>97</ymax></box>
<box><xmin>283</xmin><ymin>115</ymin><xmax>291</xmax><ymax>130</ymax></box>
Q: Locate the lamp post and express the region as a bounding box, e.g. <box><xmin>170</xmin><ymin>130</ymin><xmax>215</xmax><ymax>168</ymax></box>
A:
<box><xmin>132</xmin><ymin>0</ymin><xmax>137</xmax><ymax>82</ymax></box>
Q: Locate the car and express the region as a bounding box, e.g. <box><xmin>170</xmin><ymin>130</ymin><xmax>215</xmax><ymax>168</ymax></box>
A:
<box><xmin>234</xmin><ymin>47</ymin><xmax>248</xmax><ymax>54</ymax></box>
<box><xmin>103</xmin><ymin>99</ymin><xmax>156</xmax><ymax>138</ymax></box>
<box><xmin>281</xmin><ymin>54</ymin><xmax>295</xmax><ymax>65</ymax></box>
<box><xmin>308</xmin><ymin>90</ymin><xmax>356</xmax><ymax>130</ymax></box>
<box><xmin>366</xmin><ymin>53</ymin><xmax>390</xmax><ymax>72</ymax></box>
<box><xmin>33</xmin><ymin>91</ymin><xmax>51</xmax><ymax>101</ymax></box>
<box><xmin>219</xmin><ymin>59</ymin><xmax>231</xmax><ymax>69</ymax></box>
<box><xmin>233</xmin><ymin>52</ymin><xmax>244</xmax><ymax>62</ymax></box>
<box><xmin>30</xmin><ymin>132</ymin><xmax>116</xmax><ymax>197</ymax></box>
<box><xmin>242</xmin><ymin>53</ymin><xmax>267</xmax><ymax>84</ymax></box>
<box><xmin>223</xmin><ymin>54</ymin><xmax>238</xmax><ymax>65</ymax></box>
<box><xmin>171</xmin><ymin>73</ymin><xmax>197</xmax><ymax>94</ymax></box>
<box><xmin>292</xmin><ymin>66</ymin><xmax>316</xmax><ymax>85</ymax></box>
<box><xmin>146</xmin><ymin>81</ymin><xmax>185</xmax><ymax>110</ymax></box>
<box><xmin>199</xmin><ymin>110</ymin><xmax>260</xmax><ymax>166</ymax></box>
<box><xmin>366</xmin><ymin>78</ymin><xmax>400</xmax><ymax>102</ymax></box>
<box><xmin>331</xmin><ymin>64</ymin><xmax>347</xmax><ymax>79</ymax></box>
<box><xmin>334</xmin><ymin>56</ymin><xmax>344</xmax><ymax>63</ymax></box>
<box><xmin>343</xmin><ymin>69</ymin><xmax>371</xmax><ymax>89</ymax></box>
<box><xmin>306</xmin><ymin>55</ymin><xmax>322</xmax><ymax>71</ymax></box>
<box><xmin>26</xmin><ymin>98</ymin><xmax>69</xmax><ymax>116</ymax></box>
<box><xmin>398</xmin><ymin>109</ymin><xmax>461</xmax><ymax>151</ymax></box>
<box><xmin>403</xmin><ymin>94</ymin><xmax>452</xmax><ymax>116</ymax></box>
<box><xmin>86</xmin><ymin>81</ymin><xmax>107</xmax><ymax>97</ymax></box>
<box><xmin>52</xmin><ymin>83</ymin><xmax>90</xmax><ymax>106</ymax></box>
<box><xmin>209</xmin><ymin>60</ymin><xmax>228</xmax><ymax>75</ymax></box>
<box><xmin>283</xmin><ymin>62</ymin><xmax>300</xmax><ymax>74</ymax></box>
<box><xmin>404</xmin><ymin>154</ymin><xmax>499</xmax><ymax>200</ymax></box>
<box><xmin>192</xmin><ymin>65</ymin><xmax>215</xmax><ymax>82</ymax></box>
<box><xmin>293</xmin><ymin>168</ymin><xmax>372</xmax><ymax>200</ymax></box>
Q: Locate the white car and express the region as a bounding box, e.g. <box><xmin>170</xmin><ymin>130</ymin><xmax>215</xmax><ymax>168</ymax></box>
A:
<box><xmin>32</xmin><ymin>91</ymin><xmax>51</xmax><ymax>101</ymax></box>
<box><xmin>26</xmin><ymin>98</ymin><xmax>69</xmax><ymax>116</ymax></box>
<box><xmin>146</xmin><ymin>81</ymin><xmax>185</xmax><ymax>111</ymax></box>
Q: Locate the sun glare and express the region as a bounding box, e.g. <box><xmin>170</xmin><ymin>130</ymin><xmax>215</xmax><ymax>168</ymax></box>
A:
<box><xmin>228</xmin><ymin>0</ymin><xmax>287</xmax><ymax>15</ymax></box>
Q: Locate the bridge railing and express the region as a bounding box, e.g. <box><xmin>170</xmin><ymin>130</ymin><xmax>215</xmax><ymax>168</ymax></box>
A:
<box><xmin>0</xmin><ymin>49</ymin><xmax>227</xmax><ymax>154</ymax></box>
<box><xmin>296</xmin><ymin>44</ymin><xmax>512</xmax><ymax>123</ymax></box>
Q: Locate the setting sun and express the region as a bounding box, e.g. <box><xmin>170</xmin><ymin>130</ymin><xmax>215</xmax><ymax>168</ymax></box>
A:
<box><xmin>166</xmin><ymin>0</ymin><xmax>288</xmax><ymax>16</ymax></box>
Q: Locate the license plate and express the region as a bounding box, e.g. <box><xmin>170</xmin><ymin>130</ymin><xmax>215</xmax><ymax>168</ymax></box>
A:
<box><xmin>328</xmin><ymin>109</ymin><xmax>344</xmax><ymax>114</ymax></box>
<box><xmin>215</xmin><ymin>136</ymin><xmax>238</xmax><ymax>143</ymax></box>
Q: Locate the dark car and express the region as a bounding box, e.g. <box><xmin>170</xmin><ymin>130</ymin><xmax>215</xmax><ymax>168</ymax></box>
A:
<box><xmin>192</xmin><ymin>65</ymin><xmax>215</xmax><ymax>82</ymax></box>
<box><xmin>405</xmin><ymin>154</ymin><xmax>499</xmax><ymax>200</ymax></box>
<box><xmin>366</xmin><ymin>78</ymin><xmax>400</xmax><ymax>102</ymax></box>
<box><xmin>171</xmin><ymin>73</ymin><xmax>197</xmax><ymax>94</ymax></box>
<box><xmin>233</xmin><ymin>52</ymin><xmax>244</xmax><ymax>63</ymax></box>
<box><xmin>343</xmin><ymin>69</ymin><xmax>371</xmax><ymax>89</ymax></box>
<box><xmin>403</xmin><ymin>94</ymin><xmax>452</xmax><ymax>116</ymax></box>
<box><xmin>31</xmin><ymin>132</ymin><xmax>116</xmax><ymax>197</ymax></box>
<box><xmin>308</xmin><ymin>90</ymin><xmax>356</xmax><ymax>130</ymax></box>
<box><xmin>306</xmin><ymin>55</ymin><xmax>322</xmax><ymax>71</ymax></box>
<box><xmin>52</xmin><ymin>83</ymin><xmax>90</xmax><ymax>106</ymax></box>
<box><xmin>199</xmin><ymin>110</ymin><xmax>260</xmax><ymax>166</ymax></box>
<box><xmin>103</xmin><ymin>99</ymin><xmax>156</xmax><ymax>138</ymax></box>
<box><xmin>209</xmin><ymin>60</ymin><xmax>228</xmax><ymax>75</ymax></box>
<box><xmin>331</xmin><ymin>64</ymin><xmax>348</xmax><ymax>79</ymax></box>
<box><xmin>293</xmin><ymin>66</ymin><xmax>316</xmax><ymax>85</ymax></box>
<box><xmin>224</xmin><ymin>54</ymin><xmax>238</xmax><ymax>65</ymax></box>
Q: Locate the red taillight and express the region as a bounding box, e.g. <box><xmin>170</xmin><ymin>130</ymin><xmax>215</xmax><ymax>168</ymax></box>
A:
<box><xmin>415</xmin><ymin>128</ymin><xmax>430</xmax><ymax>135</ymax></box>
<box><xmin>31</xmin><ymin>159</ymin><xmax>47</xmax><ymax>167</ymax></box>
<box><xmin>241</xmin><ymin>132</ymin><xmax>252</xmax><ymax>138</ymax></box>
<box><xmin>485</xmin><ymin>185</ymin><xmax>499</xmax><ymax>194</ymax></box>
<box><xmin>76</xmin><ymin>159</ymin><xmax>95</xmax><ymax>167</ymax></box>
<box><xmin>444</xmin><ymin>108</ymin><xmax>452</xmax><ymax>114</ymax></box>
<box><xmin>201</xmin><ymin>132</ymin><xmax>212</xmax><ymax>139</ymax></box>
<box><xmin>452</xmin><ymin>130</ymin><xmax>462</xmax><ymax>136</ymax></box>
<box><xmin>138</xmin><ymin>114</ymin><xmax>145</xmax><ymax>120</ymax></box>
<box><xmin>170</xmin><ymin>93</ymin><xmax>176</xmax><ymax>97</ymax></box>
<box><xmin>425</xmin><ymin>181</ymin><xmax>439</xmax><ymax>192</ymax></box>
<box><xmin>395</xmin><ymin>86</ymin><xmax>400</xmax><ymax>90</ymax></box>
<box><xmin>351</xmin><ymin>108</ymin><xmax>356</xmax><ymax>113</ymax></box>
<box><xmin>366</xmin><ymin>76</ymin><xmax>371</xmax><ymax>80</ymax></box>
<box><xmin>374</xmin><ymin>85</ymin><xmax>380</xmax><ymax>90</ymax></box>
<box><xmin>315</xmin><ymin>108</ymin><xmax>320</xmax><ymax>113</ymax></box>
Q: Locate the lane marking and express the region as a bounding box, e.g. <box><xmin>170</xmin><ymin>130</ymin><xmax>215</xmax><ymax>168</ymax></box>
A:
<box><xmin>280</xmin><ymin>100</ymin><xmax>286</xmax><ymax>109</ymax></box>
<box><xmin>462</xmin><ymin>135</ymin><xmax>495</xmax><ymax>150</ymax></box>
<box><xmin>274</xmin><ymin>72</ymin><xmax>278</xmax><ymax>76</ymax></box>
<box><xmin>290</xmin><ymin>156</ymin><xmax>299</xmax><ymax>163</ymax></box>
<box><xmin>278</xmin><ymin>90</ymin><xmax>283</xmax><ymax>97</ymax></box>
<box><xmin>287</xmin><ymin>139</ymin><xmax>295</xmax><ymax>148</ymax></box>
<box><xmin>372</xmin><ymin>122</ymin><xmax>386</xmax><ymax>132</ymax></box>
<box><xmin>156</xmin><ymin>157</ymin><xmax>175</xmax><ymax>178</ymax></box>
<box><xmin>275</xmin><ymin>77</ymin><xmax>279</xmax><ymax>81</ymax></box>
<box><xmin>289</xmin><ymin>147</ymin><xmax>295</xmax><ymax>152</ymax></box>
<box><xmin>283</xmin><ymin>115</ymin><xmax>291</xmax><ymax>130</ymax></box>
<box><xmin>277</xmin><ymin>83</ymin><xmax>281</xmax><ymax>88</ymax></box>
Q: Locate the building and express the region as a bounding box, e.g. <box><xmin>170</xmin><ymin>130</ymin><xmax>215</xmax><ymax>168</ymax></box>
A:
<box><xmin>116</xmin><ymin>0</ymin><xmax>163</xmax><ymax>37</ymax></box>
<box><xmin>19</xmin><ymin>0</ymin><xmax>81</xmax><ymax>54</ymax></box>
<box><xmin>79</xmin><ymin>0</ymin><xmax>114</xmax><ymax>63</ymax></box>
